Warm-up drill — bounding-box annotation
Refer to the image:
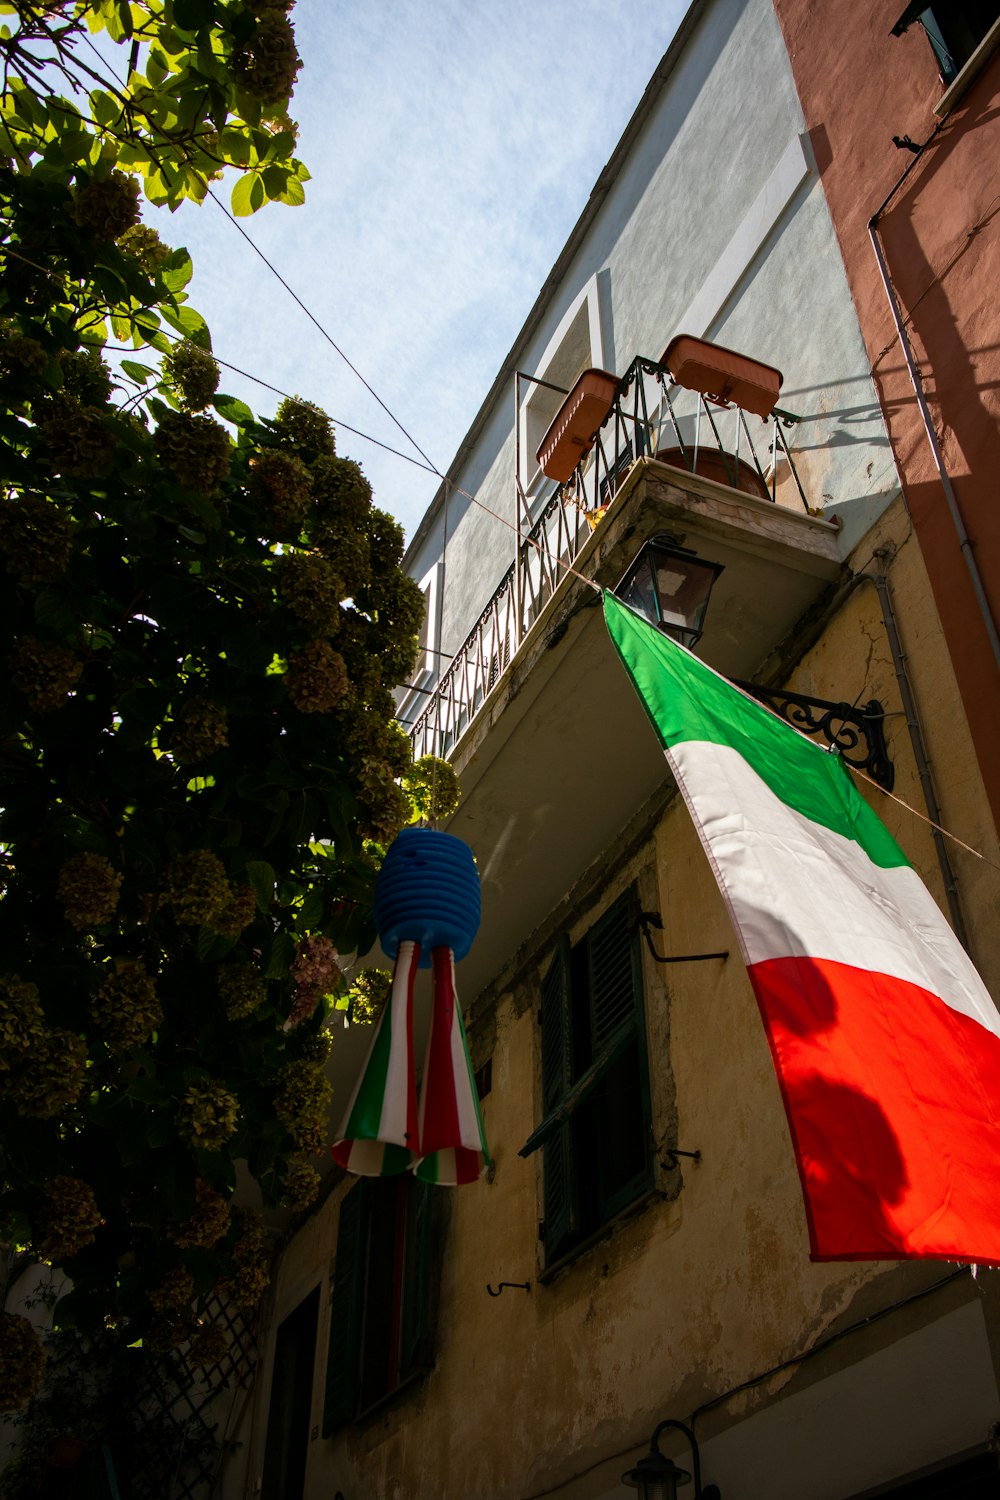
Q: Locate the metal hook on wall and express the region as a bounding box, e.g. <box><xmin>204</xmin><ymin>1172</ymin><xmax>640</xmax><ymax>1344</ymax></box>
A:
<box><xmin>660</xmin><ymin>1147</ymin><xmax>702</xmax><ymax>1172</ymax></box>
<box><xmin>486</xmin><ymin>1281</ymin><xmax>531</xmax><ymax>1297</ymax></box>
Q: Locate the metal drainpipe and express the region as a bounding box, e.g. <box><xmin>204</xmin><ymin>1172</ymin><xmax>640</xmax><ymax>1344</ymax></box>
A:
<box><xmin>791</xmin><ymin>564</ymin><xmax>968</xmax><ymax>947</ymax></box>
<box><xmin>868</xmin><ymin>190</ymin><xmax>1000</xmax><ymax>677</ymax></box>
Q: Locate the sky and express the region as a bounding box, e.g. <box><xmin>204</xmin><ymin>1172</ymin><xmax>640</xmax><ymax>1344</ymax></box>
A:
<box><xmin>143</xmin><ymin>0</ymin><xmax>686</xmax><ymax>542</ymax></box>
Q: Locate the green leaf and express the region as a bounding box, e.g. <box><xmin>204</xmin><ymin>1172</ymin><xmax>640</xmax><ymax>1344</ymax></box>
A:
<box><xmin>121</xmin><ymin>359</ymin><xmax>156</xmax><ymax>382</ymax></box>
<box><xmin>278</xmin><ymin>175</ymin><xmax>306</xmax><ymax>207</ymax></box>
<box><xmin>145</xmin><ymin>51</ymin><xmax>168</xmax><ymax>88</ymax></box>
<box><xmin>245</xmin><ymin>860</ymin><xmax>276</xmax><ymax>913</ymax></box>
<box><xmin>235</xmin><ymin>171</ymin><xmax>266</xmax><ymax>217</ymax></box>
<box><xmin>160</xmin><ymin>248</ymin><xmax>194</xmax><ymax>294</ymax></box>
<box><xmin>162</xmin><ymin>303</ymin><xmax>211</xmax><ymax>349</ymax></box>
<box><xmin>261</xmin><ymin>165</ymin><xmax>290</xmax><ymax>200</ymax></box>
<box><xmin>264</xmin><ymin>931</ymin><xmax>294</xmax><ymax>980</ymax></box>
<box><xmin>219</xmin><ymin>127</ymin><xmax>253</xmax><ymax>168</ymax></box>
<box><xmin>173</xmin><ymin>0</ymin><xmax>215</xmax><ymax>30</ymax></box>
<box><xmin>213</xmin><ymin>393</ymin><xmax>254</xmax><ymax>427</ymax></box>
<box><xmin>231</xmin><ymin>172</ymin><xmax>257</xmax><ymax>218</ymax></box>
<box><xmin>89</xmin><ymin>89</ymin><xmax>121</xmax><ymax>129</ymax></box>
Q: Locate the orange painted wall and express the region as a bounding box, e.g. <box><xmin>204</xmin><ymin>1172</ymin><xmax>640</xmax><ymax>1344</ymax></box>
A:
<box><xmin>771</xmin><ymin>1</ymin><xmax>1000</xmax><ymax>824</ymax></box>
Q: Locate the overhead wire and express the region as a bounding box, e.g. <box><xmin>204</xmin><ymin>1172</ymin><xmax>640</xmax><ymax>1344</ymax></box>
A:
<box><xmin>12</xmin><ymin>26</ymin><xmax>995</xmax><ymax>874</ymax></box>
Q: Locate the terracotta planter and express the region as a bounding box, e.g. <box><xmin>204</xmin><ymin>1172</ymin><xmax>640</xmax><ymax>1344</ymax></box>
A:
<box><xmin>535</xmin><ymin>368</ymin><xmax>619</xmax><ymax>482</ymax></box>
<box><xmin>660</xmin><ymin>334</ymin><xmax>782</xmax><ymax>418</ymax></box>
<box><xmin>655</xmin><ymin>446</ymin><xmax>770</xmax><ymax>501</ymax></box>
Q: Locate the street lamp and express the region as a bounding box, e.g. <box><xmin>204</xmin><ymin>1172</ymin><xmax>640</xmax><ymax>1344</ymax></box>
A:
<box><xmin>621</xmin><ymin>1418</ymin><xmax>721</xmax><ymax>1500</ymax></box>
<box><xmin>614</xmin><ymin>534</ymin><xmax>724</xmax><ymax>650</ymax></box>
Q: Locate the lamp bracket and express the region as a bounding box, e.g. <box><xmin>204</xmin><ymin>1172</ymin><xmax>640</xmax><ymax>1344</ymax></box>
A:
<box><xmin>486</xmin><ymin>1281</ymin><xmax>531</xmax><ymax>1297</ymax></box>
<box><xmin>734</xmin><ymin>684</ymin><xmax>894</xmax><ymax>791</ymax></box>
<box><xmin>634</xmin><ymin>908</ymin><xmax>729</xmax><ymax>965</ymax></box>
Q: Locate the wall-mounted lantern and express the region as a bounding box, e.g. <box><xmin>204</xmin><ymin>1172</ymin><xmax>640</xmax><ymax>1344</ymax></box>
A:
<box><xmin>613</xmin><ymin>537</ymin><xmax>895</xmax><ymax>789</ymax></box>
<box><xmin>622</xmin><ymin>1418</ymin><xmax>721</xmax><ymax>1500</ymax></box>
<box><xmin>614</xmin><ymin>534</ymin><xmax>724</xmax><ymax>650</ymax></box>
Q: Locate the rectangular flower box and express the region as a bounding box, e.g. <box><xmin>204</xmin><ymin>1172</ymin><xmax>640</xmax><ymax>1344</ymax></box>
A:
<box><xmin>660</xmin><ymin>335</ymin><xmax>782</xmax><ymax>418</ymax></box>
<box><xmin>535</xmin><ymin>368</ymin><xmax>620</xmax><ymax>482</ymax></box>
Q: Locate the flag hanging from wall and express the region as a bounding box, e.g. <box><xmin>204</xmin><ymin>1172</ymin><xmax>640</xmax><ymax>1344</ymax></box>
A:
<box><xmin>603</xmin><ymin>590</ymin><xmax>1000</xmax><ymax>1265</ymax></box>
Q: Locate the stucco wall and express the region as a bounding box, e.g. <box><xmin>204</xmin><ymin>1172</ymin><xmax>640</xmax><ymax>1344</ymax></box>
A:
<box><xmin>402</xmin><ymin>0</ymin><xmax>900</xmax><ymax>720</ymax></box>
<box><xmin>241</xmin><ymin>493</ymin><xmax>1000</xmax><ymax>1499</ymax></box>
<box><xmin>771</xmin><ymin>0</ymin><xmax>1000</xmax><ymax>824</ymax></box>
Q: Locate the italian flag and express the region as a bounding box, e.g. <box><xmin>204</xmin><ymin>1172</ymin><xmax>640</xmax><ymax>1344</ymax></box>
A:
<box><xmin>604</xmin><ymin>591</ymin><xmax>1000</xmax><ymax>1264</ymax></box>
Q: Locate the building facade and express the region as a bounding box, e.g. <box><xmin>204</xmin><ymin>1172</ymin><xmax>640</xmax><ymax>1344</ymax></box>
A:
<box><xmin>231</xmin><ymin>2</ymin><xmax>1000</xmax><ymax>1496</ymax></box>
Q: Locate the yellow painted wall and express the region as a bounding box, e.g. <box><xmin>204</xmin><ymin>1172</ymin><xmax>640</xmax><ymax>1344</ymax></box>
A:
<box><xmin>236</xmin><ymin>497</ymin><xmax>1000</xmax><ymax>1500</ymax></box>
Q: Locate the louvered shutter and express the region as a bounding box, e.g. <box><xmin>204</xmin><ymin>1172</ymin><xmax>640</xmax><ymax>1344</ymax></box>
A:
<box><xmin>322</xmin><ymin>1179</ymin><xmax>370</xmax><ymax>1436</ymax></box>
<box><xmin>540</xmin><ymin>934</ymin><xmax>577</xmax><ymax>1261</ymax></box>
<box><xmin>398</xmin><ymin>1177</ymin><xmax>435</xmax><ymax>1381</ymax></box>
<box><xmin>586</xmin><ymin>890</ymin><xmax>653</xmax><ymax>1221</ymax></box>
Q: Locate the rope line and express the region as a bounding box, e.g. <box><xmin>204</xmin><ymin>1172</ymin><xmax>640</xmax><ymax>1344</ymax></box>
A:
<box><xmin>204</xmin><ymin>186</ymin><xmax>439</xmax><ymax>475</ymax></box>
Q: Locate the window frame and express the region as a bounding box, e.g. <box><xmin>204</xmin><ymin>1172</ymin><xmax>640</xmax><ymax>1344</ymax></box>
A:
<box><xmin>521</xmin><ymin>886</ymin><xmax>655</xmax><ymax>1271</ymax></box>
<box><xmin>322</xmin><ymin>1173</ymin><xmax>436</xmax><ymax>1436</ymax></box>
<box><xmin>518</xmin><ymin>273</ymin><xmax>608</xmax><ymax>500</ymax></box>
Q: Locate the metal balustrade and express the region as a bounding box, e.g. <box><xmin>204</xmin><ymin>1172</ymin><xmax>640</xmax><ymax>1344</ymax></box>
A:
<box><xmin>407</xmin><ymin>355</ymin><xmax>808</xmax><ymax>761</ymax></box>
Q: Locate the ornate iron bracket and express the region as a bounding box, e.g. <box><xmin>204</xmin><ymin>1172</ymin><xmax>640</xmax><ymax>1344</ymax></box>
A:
<box><xmin>733</xmin><ymin>684</ymin><xmax>894</xmax><ymax>791</ymax></box>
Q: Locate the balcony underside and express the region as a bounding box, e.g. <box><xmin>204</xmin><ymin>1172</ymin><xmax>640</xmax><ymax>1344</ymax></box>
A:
<box><xmin>436</xmin><ymin>457</ymin><xmax>841</xmax><ymax>1003</ymax></box>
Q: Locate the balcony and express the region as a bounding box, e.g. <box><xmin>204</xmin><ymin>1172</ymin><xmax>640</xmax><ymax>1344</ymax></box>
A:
<box><xmin>400</xmin><ymin>343</ymin><xmax>848</xmax><ymax>998</ymax></box>
<box><xmin>408</xmin><ymin>344</ymin><xmax>818</xmax><ymax>764</ymax></box>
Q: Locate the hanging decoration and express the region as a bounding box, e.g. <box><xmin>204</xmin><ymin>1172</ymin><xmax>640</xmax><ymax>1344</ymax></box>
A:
<box><xmin>331</xmin><ymin>827</ymin><xmax>489</xmax><ymax>1184</ymax></box>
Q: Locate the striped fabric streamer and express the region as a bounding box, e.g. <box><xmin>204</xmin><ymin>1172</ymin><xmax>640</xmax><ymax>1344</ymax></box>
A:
<box><xmin>413</xmin><ymin>947</ymin><xmax>490</xmax><ymax>1186</ymax></box>
<box><xmin>330</xmin><ymin>940</ymin><xmax>421</xmax><ymax>1176</ymax></box>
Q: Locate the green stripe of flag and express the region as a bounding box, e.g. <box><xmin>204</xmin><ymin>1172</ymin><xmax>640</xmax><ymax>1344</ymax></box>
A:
<box><xmin>603</xmin><ymin>592</ymin><xmax>907</xmax><ymax>871</ymax></box>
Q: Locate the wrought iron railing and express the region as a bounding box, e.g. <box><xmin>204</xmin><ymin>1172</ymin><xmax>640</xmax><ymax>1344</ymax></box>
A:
<box><xmin>407</xmin><ymin>355</ymin><xmax>808</xmax><ymax>760</ymax></box>
<box><xmin>559</xmin><ymin>355</ymin><xmax>808</xmax><ymax>520</ymax></box>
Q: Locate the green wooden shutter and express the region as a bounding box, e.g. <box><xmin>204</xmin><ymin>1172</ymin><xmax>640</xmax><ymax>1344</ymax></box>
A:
<box><xmin>322</xmin><ymin>1179</ymin><xmax>370</xmax><ymax>1436</ymax></box>
<box><xmin>398</xmin><ymin>1177</ymin><xmax>435</xmax><ymax>1381</ymax></box>
<box><xmin>540</xmin><ymin>934</ymin><xmax>577</xmax><ymax>1261</ymax></box>
<box><xmin>586</xmin><ymin>892</ymin><xmax>638</xmax><ymax>1046</ymax></box>
<box><xmin>586</xmin><ymin>890</ymin><xmax>653</xmax><ymax>1222</ymax></box>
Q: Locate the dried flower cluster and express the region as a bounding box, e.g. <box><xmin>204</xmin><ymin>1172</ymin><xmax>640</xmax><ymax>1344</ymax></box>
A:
<box><xmin>91</xmin><ymin>962</ymin><xmax>162</xmax><ymax>1052</ymax></box>
<box><xmin>280</xmin><ymin>1154</ymin><xmax>320</xmax><ymax>1212</ymax></box>
<box><xmin>57</xmin><ymin>853</ymin><xmax>121</xmax><ymax>929</ymax></box>
<box><xmin>34</xmin><ymin>1176</ymin><xmax>102</xmax><ymax>1261</ymax></box>
<box><xmin>0</xmin><ymin>494</ymin><xmax>73</xmax><ymax>584</ymax></box>
<box><xmin>154</xmin><ymin>410</ymin><xmax>231</xmax><ymax>494</ymax></box>
<box><xmin>149</xmin><ymin>1266</ymin><xmax>196</xmax><ymax>1313</ymax></box>
<box><xmin>273</xmin><ymin>1058</ymin><xmax>332</xmax><ymax>1155</ymax></box>
<box><xmin>286</xmin><ymin>640</ymin><xmax>348</xmax><ymax>713</ymax></box>
<box><xmin>288</xmin><ymin>936</ymin><xmax>340</xmax><ymax>1028</ymax></box>
<box><xmin>176</xmin><ymin>1078</ymin><xmax>240</xmax><ymax>1152</ymax></box>
<box><xmin>218</xmin><ymin>963</ymin><xmax>267</xmax><ymax>1022</ymax></box>
<box><xmin>9</xmin><ymin>635</ymin><xmax>81</xmax><ymax>713</ymax></box>
<box><xmin>71</xmin><ymin>171</ymin><xmax>141</xmax><ymax>239</ymax></box>
<box><xmin>165</xmin><ymin>342</ymin><xmax>220</xmax><ymax>413</ymax></box>
<box><xmin>169</xmin><ymin>1178</ymin><xmax>231</xmax><ymax>1251</ymax></box>
<box><xmin>0</xmin><ymin>1314</ymin><xmax>45</xmax><ymax>1413</ymax></box>
<box><xmin>346</xmin><ymin>967</ymin><xmax>392</xmax><ymax>1026</ymax></box>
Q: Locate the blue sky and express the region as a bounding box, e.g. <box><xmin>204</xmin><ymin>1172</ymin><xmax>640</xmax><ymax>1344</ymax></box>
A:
<box><xmin>147</xmin><ymin>0</ymin><xmax>686</xmax><ymax>540</ymax></box>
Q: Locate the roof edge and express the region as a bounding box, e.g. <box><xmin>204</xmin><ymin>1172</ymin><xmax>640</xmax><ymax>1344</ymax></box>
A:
<box><xmin>402</xmin><ymin>0</ymin><xmax>709</xmax><ymax>567</ymax></box>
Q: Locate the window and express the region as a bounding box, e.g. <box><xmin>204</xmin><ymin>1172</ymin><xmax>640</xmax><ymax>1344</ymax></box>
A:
<box><xmin>323</xmin><ymin>1174</ymin><xmax>435</xmax><ymax>1433</ymax></box>
<box><xmin>261</xmin><ymin>1286</ymin><xmax>320</xmax><ymax>1500</ymax></box>
<box><xmin>521</xmin><ymin>887</ymin><xmax>654</xmax><ymax>1269</ymax></box>
<box><xmin>891</xmin><ymin>2</ymin><xmax>1000</xmax><ymax>85</ymax></box>
<box><xmin>519</xmin><ymin>272</ymin><xmax>607</xmax><ymax>498</ymax></box>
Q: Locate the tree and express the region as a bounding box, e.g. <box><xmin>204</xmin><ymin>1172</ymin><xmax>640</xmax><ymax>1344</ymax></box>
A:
<box><xmin>0</xmin><ymin>0</ymin><xmax>451</xmax><ymax>1397</ymax></box>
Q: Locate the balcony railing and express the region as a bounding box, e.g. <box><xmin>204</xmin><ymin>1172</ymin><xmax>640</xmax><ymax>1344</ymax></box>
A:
<box><xmin>408</xmin><ymin>353</ymin><xmax>808</xmax><ymax>760</ymax></box>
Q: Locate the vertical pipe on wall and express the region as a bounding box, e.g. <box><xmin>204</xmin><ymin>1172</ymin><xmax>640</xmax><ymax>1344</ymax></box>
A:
<box><xmin>864</xmin><ymin>563</ymin><xmax>969</xmax><ymax>950</ymax></box>
<box><xmin>867</xmin><ymin>217</ymin><xmax>1000</xmax><ymax>677</ymax></box>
